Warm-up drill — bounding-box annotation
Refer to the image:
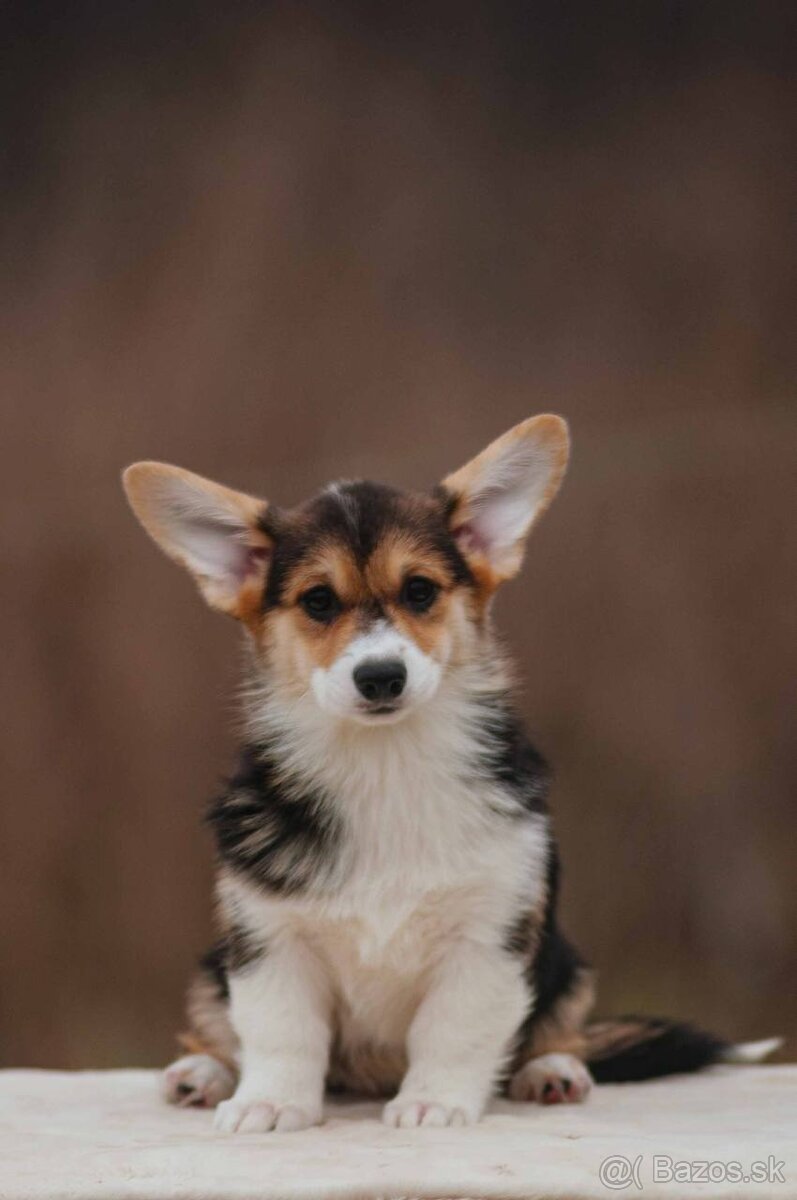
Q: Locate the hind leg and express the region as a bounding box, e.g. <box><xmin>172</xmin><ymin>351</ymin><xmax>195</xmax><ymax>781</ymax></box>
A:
<box><xmin>164</xmin><ymin>954</ymin><xmax>241</xmax><ymax>1109</ymax></box>
<box><xmin>163</xmin><ymin>1053</ymin><xmax>236</xmax><ymax>1108</ymax></box>
<box><xmin>510</xmin><ymin>963</ymin><xmax>596</xmax><ymax>1105</ymax></box>
<box><xmin>509</xmin><ymin>1052</ymin><xmax>593</xmax><ymax>1104</ymax></box>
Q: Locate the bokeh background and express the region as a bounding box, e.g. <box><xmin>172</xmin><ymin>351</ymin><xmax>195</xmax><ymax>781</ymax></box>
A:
<box><xmin>2</xmin><ymin>2</ymin><xmax>794</xmax><ymax>1069</ymax></box>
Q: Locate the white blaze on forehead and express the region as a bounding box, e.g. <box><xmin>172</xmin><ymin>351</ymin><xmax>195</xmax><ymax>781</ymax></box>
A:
<box><xmin>340</xmin><ymin>620</ymin><xmax>408</xmax><ymax>666</ymax></box>
<box><xmin>323</xmin><ymin>481</ymin><xmax>361</xmax><ymax>535</ymax></box>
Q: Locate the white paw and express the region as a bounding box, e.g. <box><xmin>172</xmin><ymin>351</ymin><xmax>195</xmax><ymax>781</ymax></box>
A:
<box><xmin>509</xmin><ymin>1052</ymin><xmax>593</xmax><ymax>1105</ymax></box>
<box><xmin>162</xmin><ymin>1054</ymin><xmax>236</xmax><ymax>1108</ymax></box>
<box><xmin>213</xmin><ymin>1097</ymin><xmax>318</xmax><ymax>1134</ymax></box>
<box><xmin>382</xmin><ymin>1097</ymin><xmax>473</xmax><ymax>1128</ymax></box>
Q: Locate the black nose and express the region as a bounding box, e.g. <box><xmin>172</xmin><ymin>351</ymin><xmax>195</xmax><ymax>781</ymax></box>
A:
<box><xmin>353</xmin><ymin>659</ymin><xmax>407</xmax><ymax>703</ymax></box>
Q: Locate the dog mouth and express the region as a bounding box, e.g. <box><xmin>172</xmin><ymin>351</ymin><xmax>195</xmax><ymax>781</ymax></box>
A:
<box><xmin>354</xmin><ymin>702</ymin><xmax>406</xmax><ymax>723</ymax></box>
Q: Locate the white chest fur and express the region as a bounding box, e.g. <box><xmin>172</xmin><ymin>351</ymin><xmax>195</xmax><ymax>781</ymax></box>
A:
<box><xmin>227</xmin><ymin>680</ymin><xmax>550</xmax><ymax>1050</ymax></box>
<box><xmin>220</xmin><ymin>798</ymin><xmax>546</xmax><ymax>1051</ymax></box>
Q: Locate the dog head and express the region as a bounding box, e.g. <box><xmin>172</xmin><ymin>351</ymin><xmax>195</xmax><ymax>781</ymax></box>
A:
<box><xmin>123</xmin><ymin>415</ymin><xmax>569</xmax><ymax>725</ymax></box>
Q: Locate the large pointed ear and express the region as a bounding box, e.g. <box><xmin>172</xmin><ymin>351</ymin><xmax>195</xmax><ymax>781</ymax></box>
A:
<box><xmin>441</xmin><ymin>415</ymin><xmax>570</xmax><ymax>582</ymax></box>
<box><xmin>122</xmin><ymin>462</ymin><xmax>272</xmax><ymax>618</ymax></box>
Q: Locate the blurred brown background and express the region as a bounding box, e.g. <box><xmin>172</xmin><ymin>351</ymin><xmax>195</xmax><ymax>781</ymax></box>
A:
<box><xmin>2</xmin><ymin>3</ymin><xmax>795</xmax><ymax>1069</ymax></box>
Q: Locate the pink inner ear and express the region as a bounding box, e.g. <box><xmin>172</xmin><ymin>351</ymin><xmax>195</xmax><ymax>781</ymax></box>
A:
<box><xmin>243</xmin><ymin>544</ymin><xmax>270</xmax><ymax>579</ymax></box>
<box><xmin>452</xmin><ymin>521</ymin><xmax>490</xmax><ymax>557</ymax></box>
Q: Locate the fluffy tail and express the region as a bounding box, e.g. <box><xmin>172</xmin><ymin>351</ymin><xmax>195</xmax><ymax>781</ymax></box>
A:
<box><xmin>718</xmin><ymin>1037</ymin><xmax>784</xmax><ymax>1064</ymax></box>
<box><xmin>584</xmin><ymin>1016</ymin><xmax>781</xmax><ymax>1083</ymax></box>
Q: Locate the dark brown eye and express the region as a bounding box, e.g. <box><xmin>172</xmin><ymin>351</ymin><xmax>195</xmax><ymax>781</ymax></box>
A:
<box><xmin>402</xmin><ymin>575</ymin><xmax>438</xmax><ymax>612</ymax></box>
<box><xmin>300</xmin><ymin>585</ymin><xmax>340</xmax><ymax>623</ymax></box>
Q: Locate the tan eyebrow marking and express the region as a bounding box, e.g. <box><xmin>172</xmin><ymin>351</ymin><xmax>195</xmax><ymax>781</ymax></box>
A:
<box><xmin>365</xmin><ymin>531</ymin><xmax>453</xmax><ymax>599</ymax></box>
<box><xmin>281</xmin><ymin>542</ymin><xmax>362</xmax><ymax>607</ymax></box>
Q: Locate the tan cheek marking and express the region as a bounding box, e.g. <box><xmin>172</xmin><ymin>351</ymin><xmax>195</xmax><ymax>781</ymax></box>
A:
<box><xmin>392</xmin><ymin>587</ymin><xmax>485</xmax><ymax>667</ymax></box>
<box><xmin>258</xmin><ymin>610</ymin><xmax>309</xmax><ymax>698</ymax></box>
<box><xmin>466</xmin><ymin>559</ymin><xmax>502</xmax><ymax>612</ymax></box>
<box><xmin>303</xmin><ymin>609</ymin><xmax>361</xmax><ymax>670</ymax></box>
<box><xmin>236</xmin><ymin>578</ymin><xmax>268</xmax><ymax>633</ymax></box>
<box><xmin>441</xmin><ymin>589</ymin><xmax>484</xmax><ymax>666</ymax></box>
<box><xmin>390</xmin><ymin>601</ymin><xmax>450</xmax><ymax>659</ymax></box>
<box><xmin>260</xmin><ymin>607</ymin><xmax>363</xmax><ymax>693</ymax></box>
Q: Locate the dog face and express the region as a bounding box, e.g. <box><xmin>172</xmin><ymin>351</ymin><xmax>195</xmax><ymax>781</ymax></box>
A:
<box><xmin>255</xmin><ymin>482</ymin><xmax>475</xmax><ymax>724</ymax></box>
<box><xmin>123</xmin><ymin>415</ymin><xmax>569</xmax><ymax>724</ymax></box>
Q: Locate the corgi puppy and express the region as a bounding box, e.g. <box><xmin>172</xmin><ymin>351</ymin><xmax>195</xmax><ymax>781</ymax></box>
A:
<box><xmin>123</xmin><ymin>416</ymin><xmax>778</xmax><ymax>1133</ymax></box>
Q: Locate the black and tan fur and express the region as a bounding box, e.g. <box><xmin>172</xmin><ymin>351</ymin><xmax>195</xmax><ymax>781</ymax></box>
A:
<box><xmin>123</xmin><ymin>416</ymin><xmax>777</xmax><ymax>1131</ymax></box>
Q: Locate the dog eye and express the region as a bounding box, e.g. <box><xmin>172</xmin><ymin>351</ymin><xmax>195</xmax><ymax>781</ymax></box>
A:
<box><xmin>299</xmin><ymin>585</ymin><xmax>340</xmax><ymax>622</ymax></box>
<box><xmin>402</xmin><ymin>575</ymin><xmax>438</xmax><ymax>612</ymax></box>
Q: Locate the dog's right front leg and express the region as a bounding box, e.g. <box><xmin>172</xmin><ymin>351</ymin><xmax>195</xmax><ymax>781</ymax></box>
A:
<box><xmin>214</xmin><ymin>936</ymin><xmax>331</xmax><ymax>1134</ymax></box>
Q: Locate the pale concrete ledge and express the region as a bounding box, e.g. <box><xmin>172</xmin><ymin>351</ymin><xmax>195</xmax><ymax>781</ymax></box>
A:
<box><xmin>1</xmin><ymin>1066</ymin><xmax>795</xmax><ymax>1199</ymax></box>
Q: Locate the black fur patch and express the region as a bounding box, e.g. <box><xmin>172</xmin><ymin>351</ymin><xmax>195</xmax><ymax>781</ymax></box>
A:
<box><xmin>207</xmin><ymin>746</ymin><xmax>340</xmax><ymax>894</ymax></box>
<box><xmin>506</xmin><ymin>844</ymin><xmax>732</xmax><ymax>1085</ymax></box>
<box><xmin>198</xmin><ymin>943</ymin><xmax>230</xmax><ymax>1001</ymax></box>
<box><xmin>511</xmin><ymin>846</ymin><xmax>589</xmax><ymax>1044</ymax></box>
<box><xmin>503</xmin><ymin>912</ymin><xmax>537</xmax><ymax>957</ymax></box>
<box><xmin>198</xmin><ymin>922</ymin><xmax>267</xmax><ymax>999</ymax></box>
<box><xmin>260</xmin><ymin>481</ymin><xmax>472</xmax><ymax>609</ymax></box>
<box><xmin>431</xmin><ymin>483</ymin><xmax>461</xmax><ymax>521</ymax></box>
<box><xmin>225</xmin><ymin>921</ymin><xmax>267</xmax><ymax>973</ymax></box>
<box><xmin>530</xmin><ymin>924</ymin><xmax>586</xmax><ymax>1023</ymax></box>
<box><xmin>587</xmin><ymin>1017</ymin><xmax>728</xmax><ymax>1083</ymax></box>
<box><xmin>529</xmin><ymin>849</ymin><xmax>588</xmax><ymax>1020</ymax></box>
<box><xmin>475</xmin><ymin>694</ymin><xmax>550</xmax><ymax>817</ymax></box>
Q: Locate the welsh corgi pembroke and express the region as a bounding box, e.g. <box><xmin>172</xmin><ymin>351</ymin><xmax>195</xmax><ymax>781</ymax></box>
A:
<box><xmin>123</xmin><ymin>415</ymin><xmax>778</xmax><ymax>1133</ymax></box>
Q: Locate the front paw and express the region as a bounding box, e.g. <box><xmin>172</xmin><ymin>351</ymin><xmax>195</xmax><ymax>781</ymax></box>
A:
<box><xmin>382</xmin><ymin>1097</ymin><xmax>474</xmax><ymax>1128</ymax></box>
<box><xmin>214</xmin><ymin>1096</ymin><xmax>319</xmax><ymax>1134</ymax></box>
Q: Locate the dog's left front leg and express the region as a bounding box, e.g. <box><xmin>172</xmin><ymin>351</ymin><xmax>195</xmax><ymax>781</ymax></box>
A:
<box><xmin>383</xmin><ymin>940</ymin><xmax>529</xmax><ymax>1128</ymax></box>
